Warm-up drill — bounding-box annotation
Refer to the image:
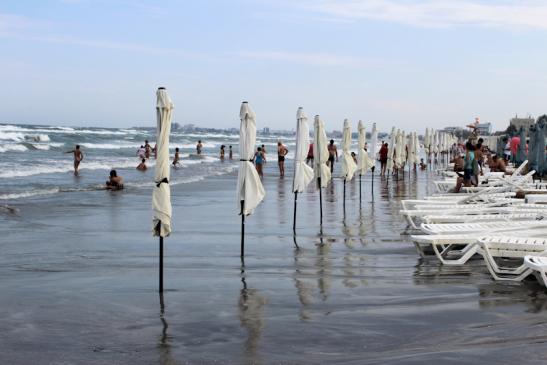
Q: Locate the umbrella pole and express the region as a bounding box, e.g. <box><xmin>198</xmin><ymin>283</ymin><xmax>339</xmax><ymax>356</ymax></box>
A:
<box><xmin>240</xmin><ymin>200</ymin><xmax>245</xmax><ymax>258</ymax></box>
<box><xmin>293</xmin><ymin>191</ymin><xmax>298</xmax><ymax>233</ymax></box>
<box><xmin>318</xmin><ymin>177</ymin><xmax>323</xmax><ymax>226</ymax></box>
<box><xmin>343</xmin><ymin>178</ymin><xmax>346</xmax><ymax>212</ymax></box>
<box><xmin>359</xmin><ymin>173</ymin><xmax>362</xmax><ymax>204</ymax></box>
<box><xmin>159</xmin><ymin>232</ymin><xmax>164</xmax><ymax>293</ymax></box>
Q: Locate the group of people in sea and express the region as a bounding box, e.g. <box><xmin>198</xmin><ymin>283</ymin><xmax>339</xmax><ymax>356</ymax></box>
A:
<box><xmin>65</xmin><ymin>144</ymin><xmax>124</xmax><ymax>190</ymax></box>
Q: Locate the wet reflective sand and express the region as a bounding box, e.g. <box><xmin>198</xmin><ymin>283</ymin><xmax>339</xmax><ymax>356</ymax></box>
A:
<box><xmin>2</xmin><ymin>163</ymin><xmax>547</xmax><ymax>364</ymax></box>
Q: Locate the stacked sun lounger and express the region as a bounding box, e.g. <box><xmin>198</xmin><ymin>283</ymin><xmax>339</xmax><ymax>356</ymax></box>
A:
<box><xmin>403</xmin><ymin>160</ymin><xmax>547</xmax><ymax>288</ymax></box>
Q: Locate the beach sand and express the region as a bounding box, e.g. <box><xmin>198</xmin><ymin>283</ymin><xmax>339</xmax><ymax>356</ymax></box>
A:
<box><xmin>2</xmin><ymin>161</ymin><xmax>547</xmax><ymax>364</ymax></box>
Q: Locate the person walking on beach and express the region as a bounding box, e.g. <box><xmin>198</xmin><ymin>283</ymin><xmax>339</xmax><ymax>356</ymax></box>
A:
<box><xmin>220</xmin><ymin>145</ymin><xmax>225</xmax><ymax>160</ymax></box>
<box><xmin>229</xmin><ymin>145</ymin><xmax>233</xmax><ymax>160</ymax></box>
<box><xmin>307</xmin><ymin>142</ymin><xmax>314</xmax><ymax>165</ymax></box>
<box><xmin>144</xmin><ymin>140</ymin><xmax>151</xmax><ymax>159</ymax></box>
<box><xmin>105</xmin><ymin>170</ymin><xmax>124</xmax><ymax>190</ymax></box>
<box><xmin>254</xmin><ymin>147</ymin><xmax>265</xmax><ymax>178</ymax></box>
<box><xmin>327</xmin><ymin>139</ymin><xmax>338</xmax><ymax>173</ymax></box>
<box><xmin>379</xmin><ymin>143</ymin><xmax>388</xmax><ymax>176</ymax></box>
<box><xmin>65</xmin><ymin>145</ymin><xmax>83</xmax><ymax>175</ymax></box>
<box><xmin>277</xmin><ymin>141</ymin><xmax>288</xmax><ymax>177</ymax></box>
<box><xmin>137</xmin><ymin>158</ymin><xmax>147</xmax><ymax>171</ymax></box>
<box><xmin>172</xmin><ymin>147</ymin><xmax>180</xmax><ymax>167</ymax></box>
<box><xmin>196</xmin><ymin>140</ymin><xmax>203</xmax><ymax>155</ymax></box>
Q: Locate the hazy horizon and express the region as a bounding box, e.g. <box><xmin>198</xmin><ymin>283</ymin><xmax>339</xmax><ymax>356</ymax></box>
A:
<box><xmin>1</xmin><ymin>0</ymin><xmax>547</xmax><ymax>132</ymax></box>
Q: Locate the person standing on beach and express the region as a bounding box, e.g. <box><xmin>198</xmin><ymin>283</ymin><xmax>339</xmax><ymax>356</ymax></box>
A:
<box><xmin>65</xmin><ymin>145</ymin><xmax>83</xmax><ymax>175</ymax></box>
<box><xmin>144</xmin><ymin>140</ymin><xmax>151</xmax><ymax>159</ymax></box>
<box><xmin>379</xmin><ymin>143</ymin><xmax>388</xmax><ymax>176</ymax></box>
<box><xmin>172</xmin><ymin>147</ymin><xmax>180</xmax><ymax>167</ymax></box>
<box><xmin>137</xmin><ymin>158</ymin><xmax>147</xmax><ymax>171</ymax></box>
<box><xmin>220</xmin><ymin>145</ymin><xmax>225</xmax><ymax>160</ymax></box>
<box><xmin>254</xmin><ymin>147</ymin><xmax>265</xmax><ymax>178</ymax></box>
<box><xmin>229</xmin><ymin>145</ymin><xmax>233</xmax><ymax>160</ymax></box>
<box><xmin>327</xmin><ymin>139</ymin><xmax>338</xmax><ymax>173</ymax></box>
<box><xmin>277</xmin><ymin>141</ymin><xmax>288</xmax><ymax>177</ymax></box>
<box><xmin>307</xmin><ymin>143</ymin><xmax>314</xmax><ymax>165</ymax></box>
<box><xmin>196</xmin><ymin>140</ymin><xmax>203</xmax><ymax>155</ymax></box>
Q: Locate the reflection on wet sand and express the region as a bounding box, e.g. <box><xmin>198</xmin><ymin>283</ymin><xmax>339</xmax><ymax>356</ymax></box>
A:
<box><xmin>293</xmin><ymin>244</ymin><xmax>315</xmax><ymax>321</ymax></box>
<box><xmin>239</xmin><ymin>265</ymin><xmax>267</xmax><ymax>363</ymax></box>
<box><xmin>158</xmin><ymin>293</ymin><xmax>175</xmax><ymax>365</ymax></box>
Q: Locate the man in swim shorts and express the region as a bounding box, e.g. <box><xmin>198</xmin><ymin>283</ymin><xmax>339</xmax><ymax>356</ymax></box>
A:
<box><xmin>327</xmin><ymin>139</ymin><xmax>338</xmax><ymax>173</ymax></box>
<box><xmin>65</xmin><ymin>145</ymin><xmax>83</xmax><ymax>175</ymax></box>
<box><xmin>277</xmin><ymin>141</ymin><xmax>288</xmax><ymax>177</ymax></box>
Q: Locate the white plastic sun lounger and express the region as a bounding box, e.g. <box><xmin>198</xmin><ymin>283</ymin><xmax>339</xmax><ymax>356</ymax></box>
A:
<box><xmin>523</xmin><ymin>256</ymin><xmax>547</xmax><ymax>287</ymax></box>
<box><xmin>402</xmin><ymin>207</ymin><xmax>547</xmax><ymax>229</ymax></box>
<box><xmin>478</xmin><ymin>236</ymin><xmax>547</xmax><ymax>281</ymax></box>
<box><xmin>419</xmin><ymin>220</ymin><xmax>547</xmax><ymax>235</ymax></box>
<box><xmin>422</xmin><ymin>212</ymin><xmax>545</xmax><ymax>224</ymax></box>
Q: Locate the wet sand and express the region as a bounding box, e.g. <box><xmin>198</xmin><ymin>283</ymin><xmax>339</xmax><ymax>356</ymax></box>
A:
<box><xmin>2</xmin><ymin>161</ymin><xmax>547</xmax><ymax>364</ymax></box>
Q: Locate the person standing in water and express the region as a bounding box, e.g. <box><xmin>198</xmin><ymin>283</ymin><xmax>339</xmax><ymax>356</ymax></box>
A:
<box><xmin>144</xmin><ymin>140</ymin><xmax>151</xmax><ymax>159</ymax></box>
<box><xmin>172</xmin><ymin>147</ymin><xmax>180</xmax><ymax>167</ymax></box>
<box><xmin>254</xmin><ymin>147</ymin><xmax>265</xmax><ymax>178</ymax></box>
<box><xmin>65</xmin><ymin>145</ymin><xmax>83</xmax><ymax>175</ymax></box>
<box><xmin>327</xmin><ymin>139</ymin><xmax>338</xmax><ymax>173</ymax></box>
<box><xmin>229</xmin><ymin>145</ymin><xmax>233</xmax><ymax>159</ymax></box>
<box><xmin>196</xmin><ymin>140</ymin><xmax>203</xmax><ymax>155</ymax></box>
<box><xmin>277</xmin><ymin>141</ymin><xmax>288</xmax><ymax>177</ymax></box>
<box><xmin>220</xmin><ymin>145</ymin><xmax>225</xmax><ymax>160</ymax></box>
<box><xmin>306</xmin><ymin>142</ymin><xmax>314</xmax><ymax>165</ymax></box>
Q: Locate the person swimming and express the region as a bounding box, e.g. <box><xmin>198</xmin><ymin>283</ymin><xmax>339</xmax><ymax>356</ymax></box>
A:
<box><xmin>106</xmin><ymin>169</ymin><xmax>124</xmax><ymax>190</ymax></box>
<box><xmin>137</xmin><ymin>158</ymin><xmax>147</xmax><ymax>171</ymax></box>
<box><xmin>196</xmin><ymin>140</ymin><xmax>203</xmax><ymax>155</ymax></box>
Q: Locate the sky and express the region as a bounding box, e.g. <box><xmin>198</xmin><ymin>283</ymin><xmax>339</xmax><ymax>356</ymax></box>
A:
<box><xmin>1</xmin><ymin>0</ymin><xmax>547</xmax><ymax>132</ymax></box>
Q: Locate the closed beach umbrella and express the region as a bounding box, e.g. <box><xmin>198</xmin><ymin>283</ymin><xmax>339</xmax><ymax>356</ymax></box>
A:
<box><xmin>341</xmin><ymin>119</ymin><xmax>357</xmax><ymax>209</ymax></box>
<box><xmin>152</xmin><ymin>87</ymin><xmax>174</xmax><ymax>292</ymax></box>
<box><xmin>516</xmin><ymin>127</ymin><xmax>526</xmax><ymax>165</ymax></box>
<box><xmin>341</xmin><ymin>119</ymin><xmax>357</xmax><ymax>181</ymax></box>
<box><xmin>413</xmin><ymin>132</ymin><xmax>420</xmax><ymax>165</ymax></box>
<box><xmin>538</xmin><ymin>117</ymin><xmax>547</xmax><ymax>176</ymax></box>
<box><xmin>292</xmin><ymin>107</ymin><xmax>314</xmax><ymax>233</ymax></box>
<box><xmin>369</xmin><ymin>122</ymin><xmax>378</xmax><ymax>191</ymax></box>
<box><xmin>424</xmin><ymin>128</ymin><xmax>430</xmax><ymax>156</ymax></box>
<box><xmin>313</xmin><ymin>115</ymin><xmax>331</xmax><ymax>226</ymax></box>
<box><xmin>357</xmin><ymin>121</ymin><xmax>374</xmax><ymax>175</ymax></box>
<box><xmin>387</xmin><ymin>127</ymin><xmax>395</xmax><ymax>173</ymax></box>
<box><xmin>369</xmin><ymin>122</ymin><xmax>378</xmax><ymax>165</ymax></box>
<box><xmin>529</xmin><ymin>124</ymin><xmax>538</xmax><ymax>173</ymax></box>
<box><xmin>236</xmin><ymin>101</ymin><xmax>266</xmax><ymax>258</ymax></box>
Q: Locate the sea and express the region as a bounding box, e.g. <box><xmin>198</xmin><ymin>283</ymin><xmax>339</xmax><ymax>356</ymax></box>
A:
<box><xmin>0</xmin><ymin>123</ymin><xmax>298</xmax><ymax>202</ymax></box>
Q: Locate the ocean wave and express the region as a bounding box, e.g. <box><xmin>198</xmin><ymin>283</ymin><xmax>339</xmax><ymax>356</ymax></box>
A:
<box><xmin>80</xmin><ymin>142</ymin><xmax>137</xmax><ymax>150</ymax></box>
<box><xmin>0</xmin><ymin>124</ymin><xmax>138</xmax><ymax>136</ymax></box>
<box><xmin>0</xmin><ymin>144</ymin><xmax>28</xmax><ymax>153</ymax></box>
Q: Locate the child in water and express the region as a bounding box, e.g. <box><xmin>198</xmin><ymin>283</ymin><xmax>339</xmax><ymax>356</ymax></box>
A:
<box><xmin>254</xmin><ymin>147</ymin><xmax>265</xmax><ymax>178</ymax></box>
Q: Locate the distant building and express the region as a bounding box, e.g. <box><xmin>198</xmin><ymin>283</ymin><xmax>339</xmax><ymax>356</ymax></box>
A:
<box><xmin>442</xmin><ymin>126</ymin><xmax>462</xmax><ymax>134</ymax></box>
<box><xmin>510</xmin><ymin>115</ymin><xmax>534</xmax><ymax>132</ymax></box>
<box><xmin>262</xmin><ymin>127</ymin><xmax>270</xmax><ymax>134</ymax></box>
<box><xmin>182</xmin><ymin>124</ymin><xmax>195</xmax><ymax>132</ymax></box>
<box><xmin>476</xmin><ymin>122</ymin><xmax>492</xmax><ymax>135</ymax></box>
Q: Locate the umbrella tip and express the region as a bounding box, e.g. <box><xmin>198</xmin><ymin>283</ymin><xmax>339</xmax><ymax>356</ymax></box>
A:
<box><xmin>242</xmin><ymin>101</ymin><xmax>248</xmax><ymax>104</ymax></box>
<box><xmin>158</xmin><ymin>87</ymin><xmax>166</xmax><ymax>90</ymax></box>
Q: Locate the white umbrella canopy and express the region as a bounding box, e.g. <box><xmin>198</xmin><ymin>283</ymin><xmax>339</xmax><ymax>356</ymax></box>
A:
<box><xmin>236</xmin><ymin>102</ymin><xmax>265</xmax><ymax>215</ymax></box>
<box><xmin>357</xmin><ymin>120</ymin><xmax>374</xmax><ymax>174</ymax></box>
<box><xmin>395</xmin><ymin>129</ymin><xmax>404</xmax><ymax>168</ymax></box>
<box><xmin>313</xmin><ymin>115</ymin><xmax>331</xmax><ymax>188</ymax></box>
<box><xmin>293</xmin><ymin>107</ymin><xmax>314</xmax><ymax>193</ymax></box>
<box><xmin>407</xmin><ymin>132</ymin><xmax>414</xmax><ymax>166</ymax></box>
<box><xmin>433</xmin><ymin>130</ymin><xmax>439</xmax><ymax>154</ymax></box>
<box><xmin>369</xmin><ymin>122</ymin><xmax>378</xmax><ymax>161</ymax></box>
<box><xmin>424</xmin><ymin>128</ymin><xmax>430</xmax><ymax>156</ymax></box>
<box><xmin>341</xmin><ymin>119</ymin><xmax>357</xmax><ymax>181</ymax></box>
<box><xmin>152</xmin><ymin>87</ymin><xmax>174</xmax><ymax>238</ymax></box>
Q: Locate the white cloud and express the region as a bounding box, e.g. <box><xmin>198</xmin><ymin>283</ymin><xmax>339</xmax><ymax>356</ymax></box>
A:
<box><xmin>297</xmin><ymin>0</ymin><xmax>547</xmax><ymax>29</ymax></box>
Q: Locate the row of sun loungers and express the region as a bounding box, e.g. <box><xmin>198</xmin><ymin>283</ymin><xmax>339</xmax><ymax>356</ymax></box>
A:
<box><xmin>403</xmin><ymin>160</ymin><xmax>547</xmax><ymax>288</ymax></box>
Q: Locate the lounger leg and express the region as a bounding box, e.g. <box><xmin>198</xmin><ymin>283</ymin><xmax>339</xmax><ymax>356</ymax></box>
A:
<box><xmin>433</xmin><ymin>243</ymin><xmax>478</xmax><ymax>265</ymax></box>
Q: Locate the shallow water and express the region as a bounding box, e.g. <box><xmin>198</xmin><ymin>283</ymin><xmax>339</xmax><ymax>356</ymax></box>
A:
<box><xmin>2</xmin><ymin>159</ymin><xmax>547</xmax><ymax>364</ymax></box>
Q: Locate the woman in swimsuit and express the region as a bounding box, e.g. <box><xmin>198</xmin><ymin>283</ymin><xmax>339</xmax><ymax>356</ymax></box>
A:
<box><xmin>254</xmin><ymin>147</ymin><xmax>265</xmax><ymax>178</ymax></box>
